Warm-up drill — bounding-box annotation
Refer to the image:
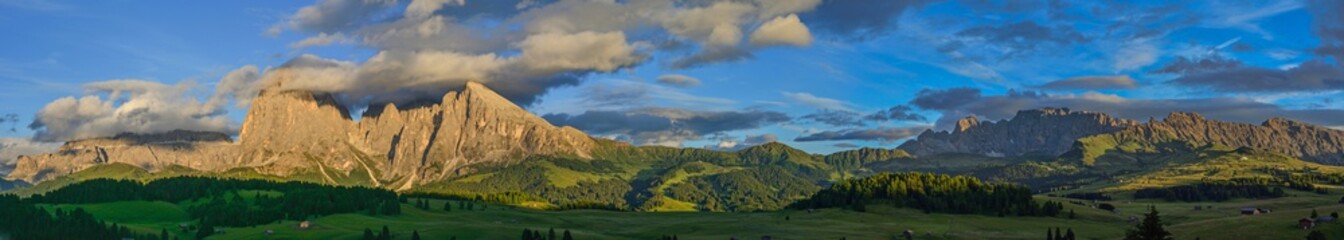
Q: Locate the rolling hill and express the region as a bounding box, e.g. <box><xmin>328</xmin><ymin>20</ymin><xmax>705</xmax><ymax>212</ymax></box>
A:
<box><xmin>11</xmin><ymin>83</ymin><xmax>1344</xmax><ymax>216</ymax></box>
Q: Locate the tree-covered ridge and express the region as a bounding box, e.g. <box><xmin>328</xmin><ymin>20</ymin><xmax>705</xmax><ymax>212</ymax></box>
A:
<box><xmin>0</xmin><ymin>195</ymin><xmax>160</xmax><ymax>240</ymax></box>
<box><xmin>824</xmin><ymin>147</ymin><xmax>912</xmax><ymax>171</ymax></box>
<box><xmin>662</xmin><ymin>166</ymin><xmax>821</xmax><ymax>212</ymax></box>
<box><xmin>791</xmin><ymin>172</ymin><xmax>1063</xmax><ymax>217</ymax></box>
<box><xmin>25</xmin><ymin>177</ymin><xmax>401</xmax><ymax>227</ymax></box>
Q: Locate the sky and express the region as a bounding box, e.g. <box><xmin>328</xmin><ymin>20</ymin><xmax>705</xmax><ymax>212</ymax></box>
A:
<box><xmin>2</xmin><ymin>0</ymin><xmax>1344</xmax><ymax>165</ymax></box>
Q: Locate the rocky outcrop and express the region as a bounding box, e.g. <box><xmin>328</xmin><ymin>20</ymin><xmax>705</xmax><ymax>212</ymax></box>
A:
<box><xmin>7</xmin><ymin>82</ymin><xmax>595</xmax><ymax>189</ymax></box>
<box><xmin>1075</xmin><ymin>112</ymin><xmax>1344</xmax><ymax>165</ymax></box>
<box><xmin>897</xmin><ymin>108</ymin><xmax>1139</xmax><ymax>157</ymax></box>
<box><xmin>351</xmin><ymin>82</ymin><xmax>595</xmax><ymax>190</ymax></box>
<box><xmin>8</xmin><ymin>131</ymin><xmax>239</xmax><ymax>183</ymax></box>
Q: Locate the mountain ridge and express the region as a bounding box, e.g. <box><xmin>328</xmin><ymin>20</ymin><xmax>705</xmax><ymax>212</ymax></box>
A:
<box><xmin>7</xmin><ymin>81</ymin><xmax>596</xmax><ymax>189</ymax></box>
<box><xmin>897</xmin><ymin>108</ymin><xmax>1139</xmax><ymax>157</ymax></box>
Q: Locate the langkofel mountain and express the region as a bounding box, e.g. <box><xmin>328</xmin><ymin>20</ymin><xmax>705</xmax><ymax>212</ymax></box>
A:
<box><xmin>8</xmin><ymin>81</ymin><xmax>595</xmax><ymax>190</ymax></box>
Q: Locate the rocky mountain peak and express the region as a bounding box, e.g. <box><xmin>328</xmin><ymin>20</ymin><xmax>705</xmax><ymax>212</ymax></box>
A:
<box><xmin>1076</xmin><ymin>113</ymin><xmax>1344</xmax><ymax>165</ymax></box>
<box><xmin>897</xmin><ymin>108</ymin><xmax>1138</xmax><ymax>157</ymax></box>
<box><xmin>955</xmin><ymin>116</ymin><xmax>980</xmax><ymax>132</ymax></box>
<box><xmin>1162</xmin><ymin>112</ymin><xmax>1207</xmax><ymax>124</ymax></box>
<box><xmin>9</xmin><ymin>81</ymin><xmax>596</xmax><ymax>188</ymax></box>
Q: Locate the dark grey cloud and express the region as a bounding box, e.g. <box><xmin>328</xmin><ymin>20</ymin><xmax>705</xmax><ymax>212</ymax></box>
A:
<box><xmin>910</xmin><ymin>87</ymin><xmax>982</xmax><ymax>110</ymax></box>
<box><xmin>800</xmin><ymin>110</ymin><xmax>864</xmax><ymax>127</ymax></box>
<box><xmin>1167</xmin><ymin>59</ymin><xmax>1344</xmax><ymax>93</ymax></box>
<box><xmin>669</xmin><ymin>47</ymin><xmax>754</xmax><ymax>69</ymax></box>
<box><xmin>866</xmin><ymin>105</ymin><xmax>926</xmax><ymax>122</ymax></box>
<box><xmin>949</xmin><ymin>21</ymin><xmax>1088</xmax><ymax>60</ymax></box>
<box><xmin>955</xmin><ymin>0</ymin><xmax>1041</xmax><ymax>13</ymax></box>
<box><xmin>580</xmin><ymin>83</ymin><xmax>651</xmax><ymax>108</ymax></box>
<box><xmin>543</xmin><ymin>108</ymin><xmax>790</xmax><ymax>146</ymax></box>
<box><xmin>1151</xmin><ymin>55</ymin><xmax>1244</xmax><ymax>75</ymax></box>
<box><xmin>1309</xmin><ymin>0</ymin><xmax>1344</xmax><ymax>60</ymax></box>
<box><xmin>802</xmin><ymin>0</ymin><xmax>938</xmax><ymax>38</ymax></box>
<box><xmin>0</xmin><ymin>113</ymin><xmax>18</xmax><ymax>132</ymax></box>
<box><xmin>832</xmin><ymin>142</ymin><xmax>861</xmax><ymax>148</ymax></box>
<box><xmin>656</xmin><ymin>74</ymin><xmax>702</xmax><ymax>87</ymax></box>
<box><xmin>281</xmin><ymin>0</ymin><xmax>397</xmax><ymax>34</ymax></box>
<box><xmin>1231</xmin><ymin>43</ymin><xmax>1255</xmax><ymax>52</ymax></box>
<box><xmin>1037</xmin><ymin>75</ymin><xmax>1138</xmax><ymax>90</ymax></box>
<box><xmin>795</xmin><ymin>126</ymin><xmax>930</xmax><ymax>142</ymax></box>
<box><xmin>909</xmin><ymin>87</ymin><xmax>1344</xmax><ymax>129</ymax></box>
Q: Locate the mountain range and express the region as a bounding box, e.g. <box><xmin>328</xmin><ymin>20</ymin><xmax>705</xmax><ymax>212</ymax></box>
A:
<box><xmin>10</xmin><ymin>83</ymin><xmax>1344</xmax><ymax>211</ymax></box>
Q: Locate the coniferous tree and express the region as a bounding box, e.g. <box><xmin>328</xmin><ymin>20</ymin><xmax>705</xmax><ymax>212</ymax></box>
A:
<box><xmin>1054</xmin><ymin>227</ymin><xmax>1063</xmax><ymax>240</ymax></box>
<box><xmin>1047</xmin><ymin>229</ymin><xmax>1054</xmax><ymax>240</ymax></box>
<box><xmin>1124</xmin><ymin>206</ymin><xmax>1173</xmax><ymax>240</ymax></box>
<box><xmin>1065</xmin><ymin>228</ymin><xmax>1075</xmax><ymax>240</ymax></box>
<box><xmin>412</xmin><ymin>230</ymin><xmax>421</xmax><ymax>240</ymax></box>
<box><xmin>195</xmin><ymin>218</ymin><xmax>215</xmax><ymax>240</ymax></box>
<box><xmin>444</xmin><ymin>201</ymin><xmax>453</xmax><ymax>211</ymax></box>
<box><xmin>1307</xmin><ymin>230</ymin><xmax>1326</xmax><ymax>240</ymax></box>
<box><xmin>1311</xmin><ymin>209</ymin><xmax>1319</xmax><ymax>218</ymax></box>
<box><xmin>161</xmin><ymin>228</ymin><xmax>170</xmax><ymax>240</ymax></box>
<box><xmin>549</xmin><ymin>228</ymin><xmax>557</xmax><ymax>240</ymax></box>
<box><xmin>563</xmin><ymin>230</ymin><xmax>574</xmax><ymax>240</ymax></box>
<box><xmin>363</xmin><ymin>228</ymin><xmax>375</xmax><ymax>240</ymax></box>
<box><xmin>1068</xmin><ymin>209</ymin><xmax>1076</xmax><ymax>219</ymax></box>
<box><xmin>380</xmin><ymin>225</ymin><xmax>391</xmax><ymax>240</ymax></box>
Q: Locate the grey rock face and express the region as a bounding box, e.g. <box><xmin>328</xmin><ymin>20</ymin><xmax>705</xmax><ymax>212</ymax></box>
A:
<box><xmin>897</xmin><ymin>108</ymin><xmax>1139</xmax><ymax>157</ymax></box>
<box><xmin>1083</xmin><ymin>112</ymin><xmax>1344</xmax><ymax>164</ymax></box>
<box><xmin>7</xmin><ymin>81</ymin><xmax>594</xmax><ymax>189</ymax></box>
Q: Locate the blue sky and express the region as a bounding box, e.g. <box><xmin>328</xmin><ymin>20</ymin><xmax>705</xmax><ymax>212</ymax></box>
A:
<box><xmin>3</xmin><ymin>0</ymin><xmax>1344</xmax><ymax>156</ymax></box>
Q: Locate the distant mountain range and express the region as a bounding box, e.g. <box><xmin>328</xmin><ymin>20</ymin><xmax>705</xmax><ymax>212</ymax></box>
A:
<box><xmin>10</xmin><ymin>83</ymin><xmax>1344</xmax><ymax>211</ymax></box>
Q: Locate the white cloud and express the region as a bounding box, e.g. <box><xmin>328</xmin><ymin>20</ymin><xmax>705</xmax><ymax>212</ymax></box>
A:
<box><xmin>405</xmin><ymin>0</ymin><xmax>465</xmax><ymax>19</ymax></box>
<box><xmin>0</xmin><ymin>138</ymin><xmax>60</xmax><ymax>172</ymax></box>
<box><xmin>782</xmin><ymin>92</ymin><xmax>854</xmax><ymax>112</ymax></box>
<box><xmin>1112</xmin><ymin>40</ymin><xmax>1159</xmax><ymax>72</ymax></box>
<box><xmin>30</xmin><ymin>80</ymin><xmax>234</xmax><ymax>142</ymax></box>
<box><xmin>749</xmin><ymin>14</ymin><xmax>813</xmax><ymax>47</ymax></box>
<box><xmin>290</xmin><ymin>33</ymin><xmax>353</xmax><ymax>48</ymax></box>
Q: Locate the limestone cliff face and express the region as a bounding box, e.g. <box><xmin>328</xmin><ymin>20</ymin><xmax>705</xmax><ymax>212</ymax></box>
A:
<box><xmin>7</xmin><ymin>130</ymin><xmax>239</xmax><ymax>183</ymax></box>
<box><xmin>897</xmin><ymin>108</ymin><xmax>1139</xmax><ymax>157</ymax></box>
<box><xmin>1076</xmin><ymin>112</ymin><xmax>1344</xmax><ymax>165</ymax></box>
<box><xmin>7</xmin><ymin>82</ymin><xmax>595</xmax><ymax>189</ymax></box>
<box><xmin>352</xmin><ymin>82</ymin><xmax>595</xmax><ymax>190</ymax></box>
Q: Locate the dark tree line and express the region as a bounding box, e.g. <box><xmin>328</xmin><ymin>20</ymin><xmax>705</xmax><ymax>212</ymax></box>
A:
<box><xmin>0</xmin><ymin>194</ymin><xmax>161</xmax><ymax>240</ymax></box>
<box><xmin>1046</xmin><ymin>227</ymin><xmax>1076</xmax><ymax>240</ymax></box>
<box><xmin>1062</xmin><ymin>192</ymin><xmax>1112</xmax><ymax>201</ymax></box>
<box><xmin>1132</xmin><ymin>180</ymin><xmax>1286</xmax><ymax>202</ymax></box>
<box><xmin>789</xmin><ymin>172</ymin><xmax>1064</xmax><ymax>217</ymax></box>
<box><xmin>25</xmin><ymin>177</ymin><xmax>400</xmax><ymax>227</ymax></box>
<box><xmin>521</xmin><ymin>228</ymin><xmax>574</xmax><ymax>240</ymax></box>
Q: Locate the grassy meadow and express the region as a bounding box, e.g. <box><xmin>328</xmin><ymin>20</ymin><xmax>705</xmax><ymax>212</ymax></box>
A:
<box><xmin>28</xmin><ymin>189</ymin><xmax>1344</xmax><ymax>240</ymax></box>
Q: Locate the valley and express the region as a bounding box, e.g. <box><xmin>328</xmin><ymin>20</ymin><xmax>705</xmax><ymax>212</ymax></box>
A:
<box><xmin>9</xmin><ymin>85</ymin><xmax>1344</xmax><ymax>239</ymax></box>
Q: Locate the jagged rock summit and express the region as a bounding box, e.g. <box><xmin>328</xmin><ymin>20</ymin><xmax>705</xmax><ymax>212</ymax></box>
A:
<box><xmin>1074</xmin><ymin>112</ymin><xmax>1344</xmax><ymax>165</ymax></box>
<box><xmin>898</xmin><ymin>108</ymin><xmax>1344</xmax><ymax>166</ymax></box>
<box><xmin>7</xmin><ymin>82</ymin><xmax>595</xmax><ymax>189</ymax></box>
<box><xmin>897</xmin><ymin>108</ymin><xmax>1139</xmax><ymax>157</ymax></box>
